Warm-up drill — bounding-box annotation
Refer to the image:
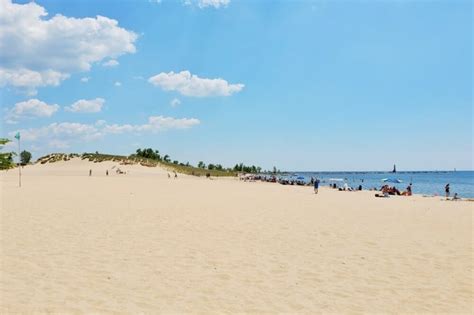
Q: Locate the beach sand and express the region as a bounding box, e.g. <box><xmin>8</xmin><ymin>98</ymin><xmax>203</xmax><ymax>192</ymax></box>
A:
<box><xmin>1</xmin><ymin>159</ymin><xmax>472</xmax><ymax>313</ymax></box>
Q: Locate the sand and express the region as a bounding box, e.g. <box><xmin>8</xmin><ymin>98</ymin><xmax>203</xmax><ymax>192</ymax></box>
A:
<box><xmin>1</xmin><ymin>158</ymin><xmax>472</xmax><ymax>313</ymax></box>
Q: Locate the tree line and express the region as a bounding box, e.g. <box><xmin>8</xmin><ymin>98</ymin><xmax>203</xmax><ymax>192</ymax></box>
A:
<box><xmin>132</xmin><ymin>147</ymin><xmax>269</xmax><ymax>173</ymax></box>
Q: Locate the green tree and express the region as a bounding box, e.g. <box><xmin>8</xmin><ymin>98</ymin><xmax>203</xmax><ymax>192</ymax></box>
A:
<box><xmin>163</xmin><ymin>155</ymin><xmax>171</xmax><ymax>162</ymax></box>
<box><xmin>0</xmin><ymin>138</ymin><xmax>14</xmax><ymax>170</ymax></box>
<box><xmin>197</xmin><ymin>161</ymin><xmax>206</xmax><ymax>169</ymax></box>
<box><xmin>20</xmin><ymin>150</ymin><xmax>32</xmax><ymax>165</ymax></box>
<box><xmin>134</xmin><ymin>148</ymin><xmax>162</xmax><ymax>160</ymax></box>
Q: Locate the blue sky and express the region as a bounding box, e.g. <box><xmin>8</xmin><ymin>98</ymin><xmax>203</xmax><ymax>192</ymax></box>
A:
<box><xmin>1</xmin><ymin>0</ymin><xmax>472</xmax><ymax>171</ymax></box>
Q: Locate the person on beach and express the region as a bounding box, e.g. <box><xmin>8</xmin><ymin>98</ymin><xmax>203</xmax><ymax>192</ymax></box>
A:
<box><xmin>174</xmin><ymin>171</ymin><xmax>178</xmax><ymax>179</ymax></box>
<box><xmin>343</xmin><ymin>182</ymin><xmax>352</xmax><ymax>191</ymax></box>
<box><xmin>89</xmin><ymin>169</ymin><xmax>92</xmax><ymax>176</ymax></box>
<box><xmin>106</xmin><ymin>170</ymin><xmax>109</xmax><ymax>176</ymax></box>
<box><xmin>402</xmin><ymin>183</ymin><xmax>412</xmax><ymax>196</ymax></box>
<box><xmin>445</xmin><ymin>184</ymin><xmax>450</xmax><ymax>199</ymax></box>
<box><xmin>314</xmin><ymin>178</ymin><xmax>320</xmax><ymax>194</ymax></box>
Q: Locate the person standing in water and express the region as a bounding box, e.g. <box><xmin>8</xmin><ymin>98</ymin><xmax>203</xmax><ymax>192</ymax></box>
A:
<box><xmin>314</xmin><ymin>178</ymin><xmax>320</xmax><ymax>194</ymax></box>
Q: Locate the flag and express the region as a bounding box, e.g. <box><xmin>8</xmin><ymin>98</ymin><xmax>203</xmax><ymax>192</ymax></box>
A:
<box><xmin>14</xmin><ymin>132</ymin><xmax>20</xmax><ymax>140</ymax></box>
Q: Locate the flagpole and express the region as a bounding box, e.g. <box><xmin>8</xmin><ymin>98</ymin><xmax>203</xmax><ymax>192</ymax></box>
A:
<box><xmin>18</xmin><ymin>135</ymin><xmax>21</xmax><ymax>187</ymax></box>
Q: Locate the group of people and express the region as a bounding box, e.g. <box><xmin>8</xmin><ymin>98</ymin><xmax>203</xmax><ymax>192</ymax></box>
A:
<box><xmin>377</xmin><ymin>184</ymin><xmax>412</xmax><ymax>196</ymax></box>
<box><xmin>374</xmin><ymin>184</ymin><xmax>411</xmax><ymax>198</ymax></box>
<box><xmin>88</xmin><ymin>169</ymin><xmax>123</xmax><ymax>176</ymax></box>
<box><xmin>445</xmin><ymin>183</ymin><xmax>460</xmax><ymax>200</ymax></box>
<box><xmin>311</xmin><ymin>178</ymin><xmax>462</xmax><ymax>200</ymax></box>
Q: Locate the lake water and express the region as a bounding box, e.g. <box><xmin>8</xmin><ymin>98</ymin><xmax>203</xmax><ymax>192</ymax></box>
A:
<box><xmin>287</xmin><ymin>171</ymin><xmax>474</xmax><ymax>198</ymax></box>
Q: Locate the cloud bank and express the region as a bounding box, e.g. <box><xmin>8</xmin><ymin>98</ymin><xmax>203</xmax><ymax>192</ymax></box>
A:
<box><xmin>0</xmin><ymin>0</ymin><xmax>137</xmax><ymax>94</ymax></box>
<box><xmin>10</xmin><ymin>116</ymin><xmax>201</xmax><ymax>148</ymax></box>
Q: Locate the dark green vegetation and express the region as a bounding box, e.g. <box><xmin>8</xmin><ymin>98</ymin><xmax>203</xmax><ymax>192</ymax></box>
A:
<box><xmin>35</xmin><ymin>148</ymin><xmax>270</xmax><ymax>177</ymax></box>
<box><xmin>132</xmin><ymin>147</ymin><xmax>264</xmax><ymax>176</ymax></box>
<box><xmin>20</xmin><ymin>150</ymin><xmax>32</xmax><ymax>165</ymax></box>
<box><xmin>37</xmin><ymin>153</ymin><xmax>80</xmax><ymax>164</ymax></box>
<box><xmin>0</xmin><ymin>138</ymin><xmax>15</xmax><ymax>170</ymax></box>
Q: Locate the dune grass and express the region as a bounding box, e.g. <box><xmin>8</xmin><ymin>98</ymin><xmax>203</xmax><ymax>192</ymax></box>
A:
<box><xmin>37</xmin><ymin>153</ymin><xmax>237</xmax><ymax>177</ymax></box>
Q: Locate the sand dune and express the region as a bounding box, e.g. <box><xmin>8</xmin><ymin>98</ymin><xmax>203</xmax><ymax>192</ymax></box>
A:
<box><xmin>1</xmin><ymin>159</ymin><xmax>472</xmax><ymax>313</ymax></box>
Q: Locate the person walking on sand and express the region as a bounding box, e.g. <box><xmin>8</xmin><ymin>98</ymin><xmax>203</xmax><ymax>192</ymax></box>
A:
<box><xmin>314</xmin><ymin>178</ymin><xmax>320</xmax><ymax>194</ymax></box>
<box><xmin>89</xmin><ymin>169</ymin><xmax>92</xmax><ymax>176</ymax></box>
<box><xmin>106</xmin><ymin>170</ymin><xmax>109</xmax><ymax>176</ymax></box>
<box><xmin>445</xmin><ymin>183</ymin><xmax>450</xmax><ymax>199</ymax></box>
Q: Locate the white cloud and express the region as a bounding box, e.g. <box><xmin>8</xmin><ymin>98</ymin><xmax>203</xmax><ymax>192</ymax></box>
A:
<box><xmin>9</xmin><ymin>116</ymin><xmax>200</xmax><ymax>147</ymax></box>
<box><xmin>103</xmin><ymin>116</ymin><xmax>200</xmax><ymax>134</ymax></box>
<box><xmin>184</xmin><ymin>0</ymin><xmax>230</xmax><ymax>8</ymax></box>
<box><xmin>48</xmin><ymin>139</ymin><xmax>70</xmax><ymax>149</ymax></box>
<box><xmin>0</xmin><ymin>0</ymin><xmax>137</xmax><ymax>94</ymax></box>
<box><xmin>95</xmin><ymin>119</ymin><xmax>107</xmax><ymax>126</ymax></box>
<box><xmin>65</xmin><ymin>98</ymin><xmax>105</xmax><ymax>113</ymax></box>
<box><xmin>170</xmin><ymin>98</ymin><xmax>181</xmax><ymax>107</ymax></box>
<box><xmin>8</xmin><ymin>99</ymin><xmax>59</xmax><ymax>121</ymax></box>
<box><xmin>80</xmin><ymin>77</ymin><xmax>90</xmax><ymax>83</ymax></box>
<box><xmin>10</xmin><ymin>122</ymin><xmax>101</xmax><ymax>142</ymax></box>
<box><xmin>197</xmin><ymin>0</ymin><xmax>230</xmax><ymax>8</ymax></box>
<box><xmin>146</xmin><ymin>116</ymin><xmax>200</xmax><ymax>130</ymax></box>
<box><xmin>114</xmin><ymin>81</ymin><xmax>122</xmax><ymax>87</ymax></box>
<box><xmin>0</xmin><ymin>68</ymin><xmax>68</xmax><ymax>95</ymax></box>
<box><xmin>102</xmin><ymin>124</ymin><xmax>135</xmax><ymax>134</ymax></box>
<box><xmin>148</xmin><ymin>70</ymin><xmax>244</xmax><ymax>97</ymax></box>
<box><xmin>102</xmin><ymin>59</ymin><xmax>119</xmax><ymax>67</ymax></box>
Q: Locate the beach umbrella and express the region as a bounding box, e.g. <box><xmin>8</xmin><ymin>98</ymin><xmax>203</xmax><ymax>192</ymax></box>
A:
<box><xmin>382</xmin><ymin>178</ymin><xmax>403</xmax><ymax>183</ymax></box>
